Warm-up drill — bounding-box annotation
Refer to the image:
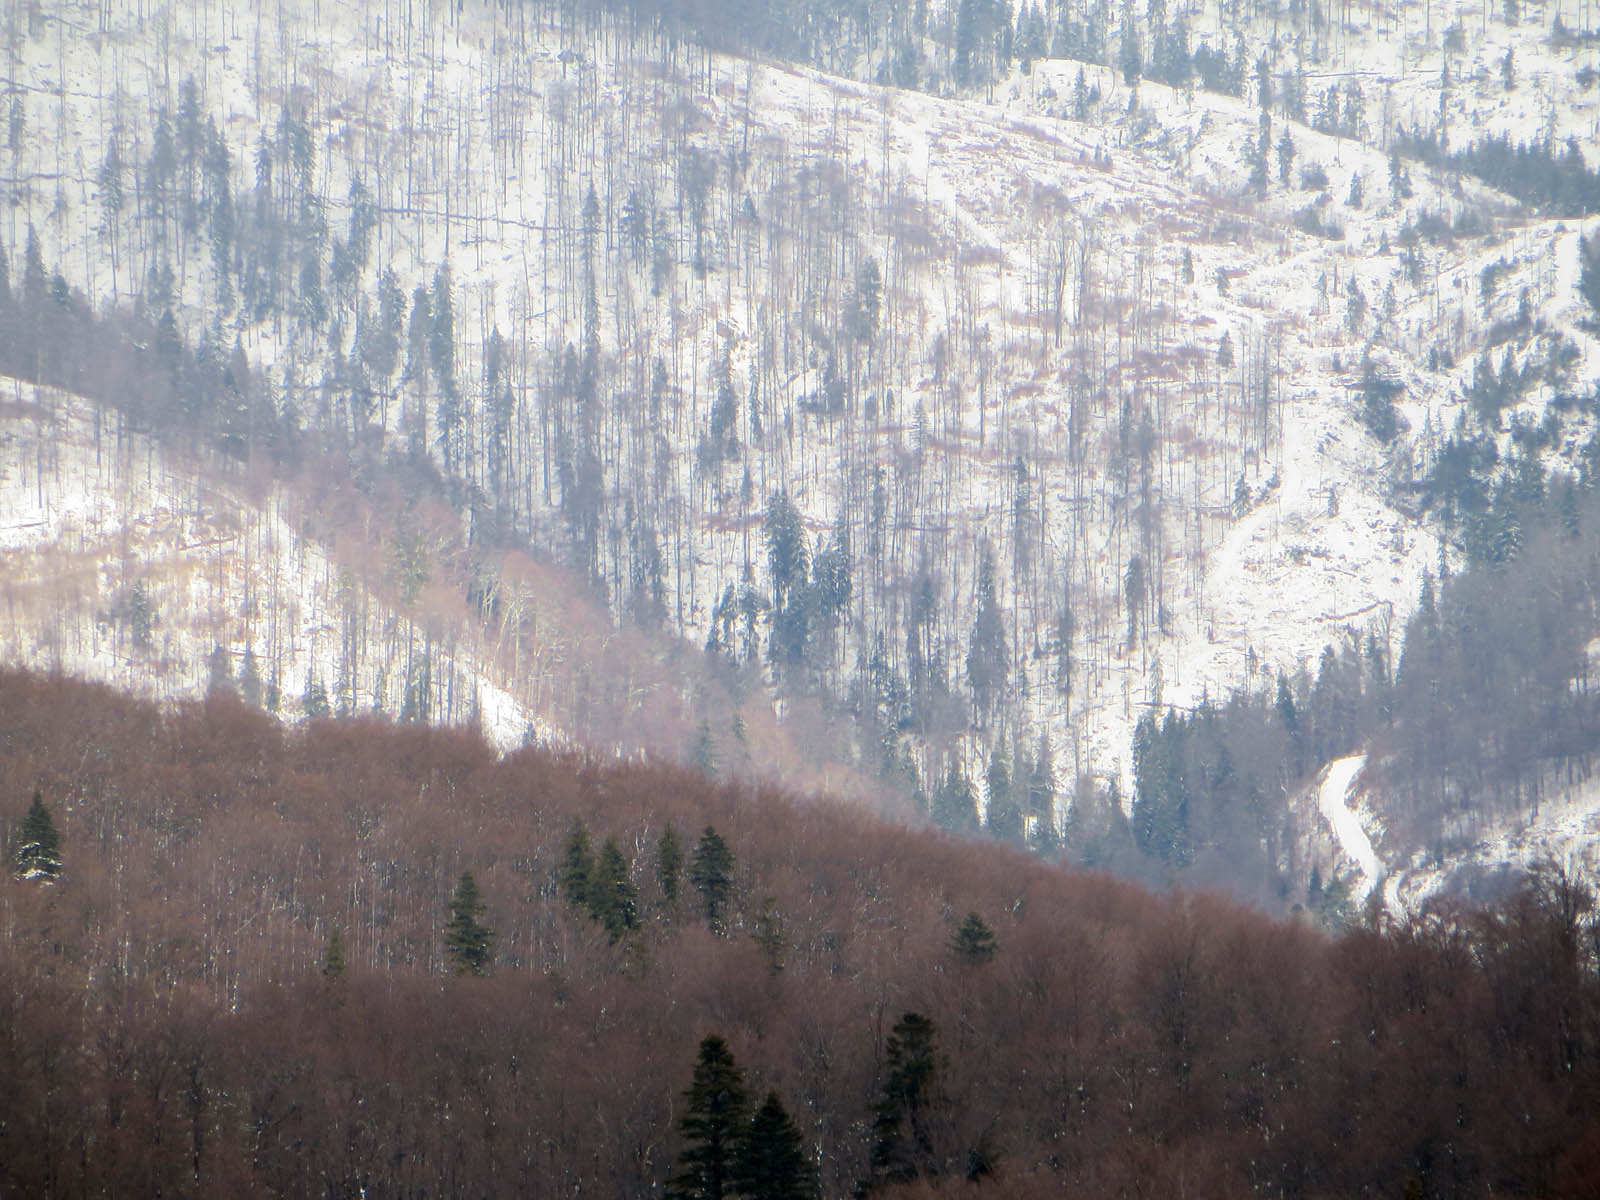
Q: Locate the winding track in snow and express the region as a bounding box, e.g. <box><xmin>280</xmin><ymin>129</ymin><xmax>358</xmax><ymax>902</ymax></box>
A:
<box><xmin>1318</xmin><ymin>755</ymin><xmax>1381</xmax><ymax>903</ymax></box>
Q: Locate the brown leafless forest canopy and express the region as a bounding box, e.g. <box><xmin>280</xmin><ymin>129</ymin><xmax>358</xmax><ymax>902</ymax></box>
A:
<box><xmin>2</xmin><ymin>667</ymin><xmax>1600</xmax><ymax>1197</ymax></box>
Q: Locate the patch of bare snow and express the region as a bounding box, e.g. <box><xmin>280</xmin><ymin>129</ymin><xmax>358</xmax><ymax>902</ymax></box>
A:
<box><xmin>1318</xmin><ymin>754</ymin><xmax>1382</xmax><ymax>904</ymax></box>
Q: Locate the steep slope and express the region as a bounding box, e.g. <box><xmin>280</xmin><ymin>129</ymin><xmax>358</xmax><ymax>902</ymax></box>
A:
<box><xmin>4</xmin><ymin>0</ymin><xmax>1600</xmax><ymax>898</ymax></box>
<box><xmin>0</xmin><ymin>371</ymin><xmax>883</xmax><ymax>801</ymax></box>
<box><xmin>0</xmin><ymin>376</ymin><xmax>541</xmax><ymax>745</ymax></box>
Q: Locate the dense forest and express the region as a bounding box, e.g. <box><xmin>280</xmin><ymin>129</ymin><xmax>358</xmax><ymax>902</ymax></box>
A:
<box><xmin>10</xmin><ymin>240</ymin><xmax>1600</xmax><ymax>905</ymax></box>
<box><xmin>3</xmin><ymin>666</ymin><xmax>1600</xmax><ymax>1196</ymax></box>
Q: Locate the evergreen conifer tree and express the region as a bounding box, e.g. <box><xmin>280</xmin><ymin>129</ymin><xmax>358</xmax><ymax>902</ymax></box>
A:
<box><xmin>322</xmin><ymin>926</ymin><xmax>347</xmax><ymax>980</ymax></box>
<box><xmin>237</xmin><ymin>645</ymin><xmax>263</xmax><ymax>707</ymax></box>
<box><xmin>1580</xmin><ymin>227</ymin><xmax>1600</xmax><ymax>325</ymax></box>
<box><xmin>965</xmin><ymin>545</ymin><xmax>1007</xmax><ymax>720</ymax></box>
<box><xmin>429</xmin><ymin>261</ymin><xmax>455</xmax><ymax>395</ymax></box>
<box><xmin>206</xmin><ymin>644</ymin><xmax>235</xmax><ymax>696</ymax></box>
<box><xmin>657</xmin><ymin>820</ymin><xmax>684</xmax><ymax>907</ymax></box>
<box><xmin>590</xmin><ymin>837</ymin><xmax>639</xmax><ymax>941</ymax></box>
<box><xmin>951</xmin><ymin>912</ymin><xmax>998</xmax><ymax>964</ymax></box>
<box><xmin>11</xmin><ymin>792</ymin><xmax>62</xmax><ymax>881</ymax></box>
<box><xmin>561</xmin><ymin>818</ymin><xmax>595</xmax><ymax>908</ymax></box>
<box><xmin>1027</xmin><ymin>735</ymin><xmax>1059</xmax><ymax>853</ymax></box>
<box><xmin>751</xmin><ymin>896</ymin><xmax>789</xmax><ymax>972</ymax></box>
<box><xmin>1132</xmin><ymin>713</ymin><xmax>1192</xmax><ymax>866</ymax></box>
<box><xmin>445</xmin><ymin>871</ymin><xmax>494</xmax><ymax>976</ymax></box>
<box><xmin>931</xmin><ymin>764</ymin><xmax>979</xmax><ymax>834</ymax></box>
<box><xmin>303</xmin><ymin>673</ymin><xmax>330</xmax><ymax>718</ymax></box>
<box><xmin>734</xmin><ymin>1092</ymin><xmax>817</xmax><ymax>1200</ymax></box>
<box><xmin>983</xmin><ymin>750</ymin><xmax>1022</xmax><ymax>843</ymax></box>
<box><xmin>954</xmin><ymin>0</ymin><xmax>977</xmax><ymax>85</ymax></box>
<box><xmin>1276</xmin><ymin>128</ymin><xmax>1296</xmax><ymax>185</ymax></box>
<box><xmin>1124</xmin><ymin>554</ymin><xmax>1146</xmax><ymax>648</ymax></box>
<box><xmin>1118</xmin><ymin>12</ymin><xmax>1142</xmax><ymax>86</ymax></box>
<box><xmin>668</xmin><ymin>1035</ymin><xmax>751</xmax><ymax>1200</ymax></box>
<box><xmin>864</xmin><ymin>1012</ymin><xmax>946</xmax><ymax>1192</ymax></box>
<box><xmin>689</xmin><ymin>826</ymin><xmax>736</xmax><ymax>933</ymax></box>
<box><xmin>852</xmin><ymin>257</ymin><xmax>881</xmax><ymax>348</ymax></box>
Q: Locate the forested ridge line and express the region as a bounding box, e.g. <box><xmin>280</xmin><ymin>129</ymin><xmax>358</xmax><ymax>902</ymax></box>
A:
<box><xmin>3</xmin><ymin>667</ymin><xmax>1600</xmax><ymax>1197</ymax></box>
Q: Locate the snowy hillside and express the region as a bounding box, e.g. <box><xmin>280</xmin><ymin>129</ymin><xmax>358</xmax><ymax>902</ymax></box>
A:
<box><xmin>4</xmin><ymin>0</ymin><xmax>1600</xmax><ymax>901</ymax></box>
<box><xmin>0</xmin><ymin>374</ymin><xmax>549</xmax><ymax>747</ymax></box>
<box><xmin>0</xmin><ymin>371</ymin><xmax>884</xmax><ymax>802</ymax></box>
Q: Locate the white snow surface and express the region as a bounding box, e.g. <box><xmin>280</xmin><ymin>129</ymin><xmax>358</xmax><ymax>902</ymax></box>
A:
<box><xmin>2</xmin><ymin>0</ymin><xmax>1600</xmax><ymax>868</ymax></box>
<box><xmin>1316</xmin><ymin>754</ymin><xmax>1382</xmax><ymax>904</ymax></box>
<box><xmin>0</xmin><ymin>375</ymin><xmax>553</xmax><ymax>751</ymax></box>
<box><xmin>1386</xmin><ymin>770</ymin><xmax>1600</xmax><ymax>910</ymax></box>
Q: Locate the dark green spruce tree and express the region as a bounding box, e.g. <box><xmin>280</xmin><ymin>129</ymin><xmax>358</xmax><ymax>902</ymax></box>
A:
<box><xmin>322</xmin><ymin>926</ymin><xmax>347</xmax><ymax>980</ymax></box>
<box><xmin>930</xmin><ymin>763</ymin><xmax>979</xmax><ymax>834</ymax></box>
<box><xmin>1027</xmin><ymin>735</ymin><xmax>1060</xmax><ymax>854</ymax></box>
<box><xmin>657</xmin><ymin>820</ymin><xmax>684</xmax><ymax>908</ymax></box>
<box><xmin>733</xmin><ymin>1091</ymin><xmax>818</xmax><ymax>1200</ymax></box>
<box><xmin>951</xmin><ymin>911</ymin><xmax>998</xmax><ymax>964</ymax></box>
<box><xmin>561</xmin><ymin>817</ymin><xmax>595</xmax><ymax>908</ymax></box>
<box><xmin>965</xmin><ymin>545</ymin><xmax>1007</xmax><ymax>721</ymax></box>
<box><xmin>1581</xmin><ymin>227</ymin><xmax>1600</xmax><ymax>324</ymax></box>
<box><xmin>863</xmin><ymin>1012</ymin><xmax>947</xmax><ymax>1193</ymax></box>
<box><xmin>590</xmin><ymin>837</ymin><xmax>640</xmax><ymax>941</ymax></box>
<box><xmin>445</xmin><ymin>871</ymin><xmax>494</xmax><ymax>976</ymax></box>
<box><xmin>689</xmin><ymin>825</ymin><xmax>735</xmax><ymax>933</ymax></box>
<box><xmin>668</xmin><ymin>1035</ymin><xmax>750</xmax><ymax>1200</ymax></box>
<box><xmin>983</xmin><ymin>749</ymin><xmax>1022</xmax><ymax>843</ymax></box>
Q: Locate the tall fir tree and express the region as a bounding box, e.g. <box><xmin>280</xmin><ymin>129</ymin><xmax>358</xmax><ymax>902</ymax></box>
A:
<box><xmin>561</xmin><ymin>818</ymin><xmax>595</xmax><ymax>908</ymax></box>
<box><xmin>668</xmin><ymin>1035</ymin><xmax>750</xmax><ymax>1200</ymax></box>
<box><xmin>689</xmin><ymin>825</ymin><xmax>735</xmax><ymax>933</ymax></box>
<box><xmin>657</xmin><ymin>820</ymin><xmax>684</xmax><ymax>908</ymax></box>
<box><xmin>237</xmin><ymin>645</ymin><xmax>263</xmax><ymax>707</ymax></box>
<box><xmin>445</xmin><ymin>871</ymin><xmax>494</xmax><ymax>976</ymax></box>
<box><xmin>864</xmin><ymin>1012</ymin><xmax>946</xmax><ymax>1193</ymax></box>
<box><xmin>965</xmin><ymin>545</ymin><xmax>1007</xmax><ymax>720</ymax></box>
<box><xmin>1027</xmin><ymin>733</ymin><xmax>1059</xmax><ymax>853</ymax></box>
<box><xmin>951</xmin><ymin>912</ymin><xmax>998</xmax><ymax>964</ymax></box>
<box><xmin>322</xmin><ymin>926</ymin><xmax>347</xmax><ymax>980</ymax></box>
<box><xmin>734</xmin><ymin>1091</ymin><xmax>817</xmax><ymax>1200</ymax></box>
<box><xmin>983</xmin><ymin>749</ymin><xmax>1022</xmax><ymax>843</ymax></box>
<box><xmin>750</xmin><ymin>896</ymin><xmax>789</xmax><ymax>972</ymax></box>
<box><xmin>931</xmin><ymin>763</ymin><xmax>979</xmax><ymax>835</ymax></box>
<box><xmin>1580</xmin><ymin>227</ymin><xmax>1600</xmax><ymax>325</ymax></box>
<box><xmin>590</xmin><ymin>837</ymin><xmax>639</xmax><ymax>941</ymax></box>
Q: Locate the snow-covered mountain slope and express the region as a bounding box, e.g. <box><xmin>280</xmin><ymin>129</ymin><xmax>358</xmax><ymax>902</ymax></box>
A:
<box><xmin>1297</xmin><ymin>750</ymin><xmax>1600</xmax><ymax>914</ymax></box>
<box><xmin>0</xmin><ymin>375</ymin><xmax>545</xmax><ymax>746</ymax></box>
<box><xmin>0</xmin><ymin>373</ymin><xmax>882</xmax><ymax>805</ymax></box>
<box><xmin>4</xmin><ymin>0</ymin><xmax>1600</xmax><ymax>896</ymax></box>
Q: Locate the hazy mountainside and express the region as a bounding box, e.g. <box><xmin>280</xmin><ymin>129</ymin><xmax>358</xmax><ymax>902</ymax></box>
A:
<box><xmin>5</xmin><ymin>0</ymin><xmax>1600</xmax><ymax>902</ymax></box>
<box><xmin>3</xmin><ymin>667</ymin><xmax>1600</xmax><ymax>1197</ymax></box>
<box><xmin>0</xmin><ymin>378</ymin><xmax>548</xmax><ymax>747</ymax></box>
<box><xmin>0</xmin><ymin>364</ymin><xmax>882</xmax><ymax>800</ymax></box>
